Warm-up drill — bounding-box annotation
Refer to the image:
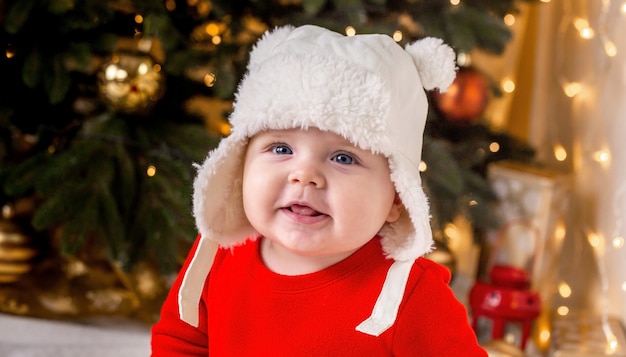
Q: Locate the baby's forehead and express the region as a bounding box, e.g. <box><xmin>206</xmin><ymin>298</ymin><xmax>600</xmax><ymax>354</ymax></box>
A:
<box><xmin>251</xmin><ymin>127</ymin><xmax>344</xmax><ymax>139</ymax></box>
<box><xmin>250</xmin><ymin>127</ymin><xmax>357</xmax><ymax>146</ymax></box>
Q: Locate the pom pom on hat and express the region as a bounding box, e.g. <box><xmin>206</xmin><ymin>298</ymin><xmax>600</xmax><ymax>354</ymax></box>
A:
<box><xmin>405</xmin><ymin>37</ymin><xmax>457</xmax><ymax>92</ymax></box>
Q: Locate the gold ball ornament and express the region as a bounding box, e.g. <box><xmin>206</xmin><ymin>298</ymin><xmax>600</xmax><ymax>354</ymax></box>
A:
<box><xmin>0</xmin><ymin>218</ymin><xmax>38</xmax><ymax>284</ymax></box>
<box><xmin>98</xmin><ymin>50</ymin><xmax>164</xmax><ymax>114</ymax></box>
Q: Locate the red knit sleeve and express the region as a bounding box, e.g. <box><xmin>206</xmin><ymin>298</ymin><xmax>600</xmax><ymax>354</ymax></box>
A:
<box><xmin>151</xmin><ymin>234</ymin><xmax>209</xmax><ymax>356</ymax></box>
<box><xmin>392</xmin><ymin>258</ymin><xmax>487</xmax><ymax>356</ymax></box>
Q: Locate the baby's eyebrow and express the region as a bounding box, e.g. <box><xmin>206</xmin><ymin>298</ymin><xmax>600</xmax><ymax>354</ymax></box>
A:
<box><xmin>256</xmin><ymin>130</ymin><xmax>293</xmax><ymax>140</ymax></box>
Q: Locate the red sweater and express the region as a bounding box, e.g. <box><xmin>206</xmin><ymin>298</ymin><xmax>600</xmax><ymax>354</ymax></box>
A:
<box><xmin>151</xmin><ymin>236</ymin><xmax>487</xmax><ymax>356</ymax></box>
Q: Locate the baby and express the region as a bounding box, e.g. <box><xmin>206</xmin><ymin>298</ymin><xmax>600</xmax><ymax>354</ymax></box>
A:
<box><xmin>151</xmin><ymin>24</ymin><xmax>487</xmax><ymax>356</ymax></box>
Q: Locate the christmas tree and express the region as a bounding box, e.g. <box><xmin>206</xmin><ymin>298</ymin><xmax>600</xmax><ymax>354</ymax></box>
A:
<box><xmin>0</xmin><ymin>0</ymin><xmax>537</xmax><ymax>319</ymax></box>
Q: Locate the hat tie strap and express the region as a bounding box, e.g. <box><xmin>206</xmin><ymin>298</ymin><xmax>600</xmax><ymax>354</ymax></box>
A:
<box><xmin>356</xmin><ymin>259</ymin><xmax>415</xmax><ymax>336</ymax></box>
<box><xmin>179</xmin><ymin>237</ymin><xmax>219</xmax><ymax>327</ymax></box>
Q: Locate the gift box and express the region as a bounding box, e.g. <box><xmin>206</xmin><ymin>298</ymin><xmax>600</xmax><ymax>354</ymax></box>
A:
<box><xmin>472</xmin><ymin>161</ymin><xmax>571</xmax><ymax>350</ymax></box>
<box><xmin>484</xmin><ymin>161</ymin><xmax>571</xmax><ymax>290</ymax></box>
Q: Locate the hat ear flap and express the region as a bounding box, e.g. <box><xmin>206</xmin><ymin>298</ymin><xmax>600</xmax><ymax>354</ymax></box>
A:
<box><xmin>405</xmin><ymin>37</ymin><xmax>457</xmax><ymax>92</ymax></box>
<box><xmin>248</xmin><ymin>25</ymin><xmax>296</xmax><ymax>69</ymax></box>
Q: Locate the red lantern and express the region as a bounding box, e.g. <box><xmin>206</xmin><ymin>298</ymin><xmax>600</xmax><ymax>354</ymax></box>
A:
<box><xmin>469</xmin><ymin>265</ymin><xmax>541</xmax><ymax>350</ymax></box>
<box><xmin>433</xmin><ymin>67</ymin><xmax>489</xmax><ymax>123</ymax></box>
<box><xmin>469</xmin><ymin>220</ymin><xmax>542</xmax><ymax>350</ymax></box>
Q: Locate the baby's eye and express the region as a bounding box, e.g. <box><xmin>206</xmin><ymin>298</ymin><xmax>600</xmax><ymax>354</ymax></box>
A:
<box><xmin>271</xmin><ymin>144</ymin><xmax>292</xmax><ymax>155</ymax></box>
<box><xmin>332</xmin><ymin>153</ymin><xmax>355</xmax><ymax>165</ymax></box>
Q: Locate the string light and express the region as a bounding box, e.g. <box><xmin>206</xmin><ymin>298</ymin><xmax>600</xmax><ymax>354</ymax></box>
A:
<box><xmin>588</xmin><ymin>231</ymin><xmax>603</xmax><ymax>251</ymax></box>
<box><xmin>573</xmin><ymin>18</ymin><xmax>594</xmax><ymax>39</ymax></box>
<box><xmin>203</xmin><ymin>22</ymin><xmax>223</xmax><ymax>45</ymax></box>
<box><xmin>5</xmin><ymin>44</ymin><xmax>16</xmax><ymax>59</ymax></box>
<box><xmin>205</xmin><ymin>22</ymin><xmax>220</xmax><ymax>36</ymax></box>
<box><xmin>345</xmin><ymin>26</ymin><xmax>356</xmax><ymax>36</ymax></box>
<box><xmin>503</xmin><ymin>14</ymin><xmax>516</xmax><ymax>26</ymax></box>
<box><xmin>392</xmin><ymin>30</ymin><xmax>403</xmax><ymax>42</ymax></box>
<box><xmin>456</xmin><ymin>52</ymin><xmax>471</xmax><ymax>67</ymax></box>
<box><xmin>593</xmin><ymin>150</ymin><xmax>610</xmax><ymax>164</ymax></box>
<box><xmin>604</xmin><ymin>41</ymin><xmax>618</xmax><ymax>57</ymax></box>
<box><xmin>204</xmin><ymin>72</ymin><xmax>216</xmax><ymax>87</ymax></box>
<box><xmin>538</xmin><ymin>329</ymin><xmax>551</xmax><ymax>346</ymax></box>
<box><xmin>555</xmin><ymin>221</ymin><xmax>567</xmax><ymax>242</ymax></box>
<box><xmin>193</xmin><ymin>0</ymin><xmax>212</xmax><ymax>16</ymax></box>
<box><xmin>146</xmin><ymin>165</ymin><xmax>157</xmax><ymax>177</ymax></box>
<box><xmin>563</xmin><ymin>82</ymin><xmax>583</xmax><ymax>97</ymax></box>
<box><xmin>165</xmin><ymin>0</ymin><xmax>176</xmax><ymax>11</ymax></box>
<box><xmin>553</xmin><ymin>144</ymin><xmax>568</xmax><ymax>161</ymax></box>
<box><xmin>501</xmin><ymin>78</ymin><xmax>515</xmax><ymax>93</ymax></box>
<box><xmin>558</xmin><ymin>282</ymin><xmax>572</xmax><ymax>298</ymax></box>
<box><xmin>443</xmin><ymin>223</ymin><xmax>459</xmax><ymax>241</ymax></box>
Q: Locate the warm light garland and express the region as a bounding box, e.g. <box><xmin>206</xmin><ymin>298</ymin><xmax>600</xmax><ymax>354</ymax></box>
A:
<box><xmin>542</xmin><ymin>19</ymin><xmax>626</xmax><ymax>344</ymax></box>
<box><xmin>553</xmin><ymin>0</ymin><xmax>626</xmax><ymax>352</ymax></box>
<box><xmin>546</xmin><ymin>5</ymin><xmax>626</xmax><ymax>352</ymax></box>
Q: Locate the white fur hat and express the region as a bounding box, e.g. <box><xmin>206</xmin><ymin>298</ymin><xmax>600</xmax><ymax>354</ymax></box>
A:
<box><xmin>178</xmin><ymin>24</ymin><xmax>457</xmax><ymax>331</ymax></box>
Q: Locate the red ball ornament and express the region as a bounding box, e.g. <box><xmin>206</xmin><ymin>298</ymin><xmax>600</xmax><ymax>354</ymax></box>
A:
<box><xmin>433</xmin><ymin>67</ymin><xmax>489</xmax><ymax>123</ymax></box>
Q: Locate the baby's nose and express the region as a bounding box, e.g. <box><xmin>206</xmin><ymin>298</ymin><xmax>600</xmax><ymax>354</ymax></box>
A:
<box><xmin>287</xmin><ymin>162</ymin><xmax>326</xmax><ymax>188</ymax></box>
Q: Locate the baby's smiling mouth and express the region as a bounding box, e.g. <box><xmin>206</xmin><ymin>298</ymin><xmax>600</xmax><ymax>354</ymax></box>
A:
<box><xmin>287</xmin><ymin>204</ymin><xmax>323</xmax><ymax>217</ymax></box>
<box><xmin>282</xmin><ymin>203</ymin><xmax>328</xmax><ymax>224</ymax></box>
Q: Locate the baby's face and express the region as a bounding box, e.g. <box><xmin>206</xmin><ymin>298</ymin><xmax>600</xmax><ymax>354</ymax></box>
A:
<box><xmin>241</xmin><ymin>127</ymin><xmax>402</xmax><ymax>265</ymax></box>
